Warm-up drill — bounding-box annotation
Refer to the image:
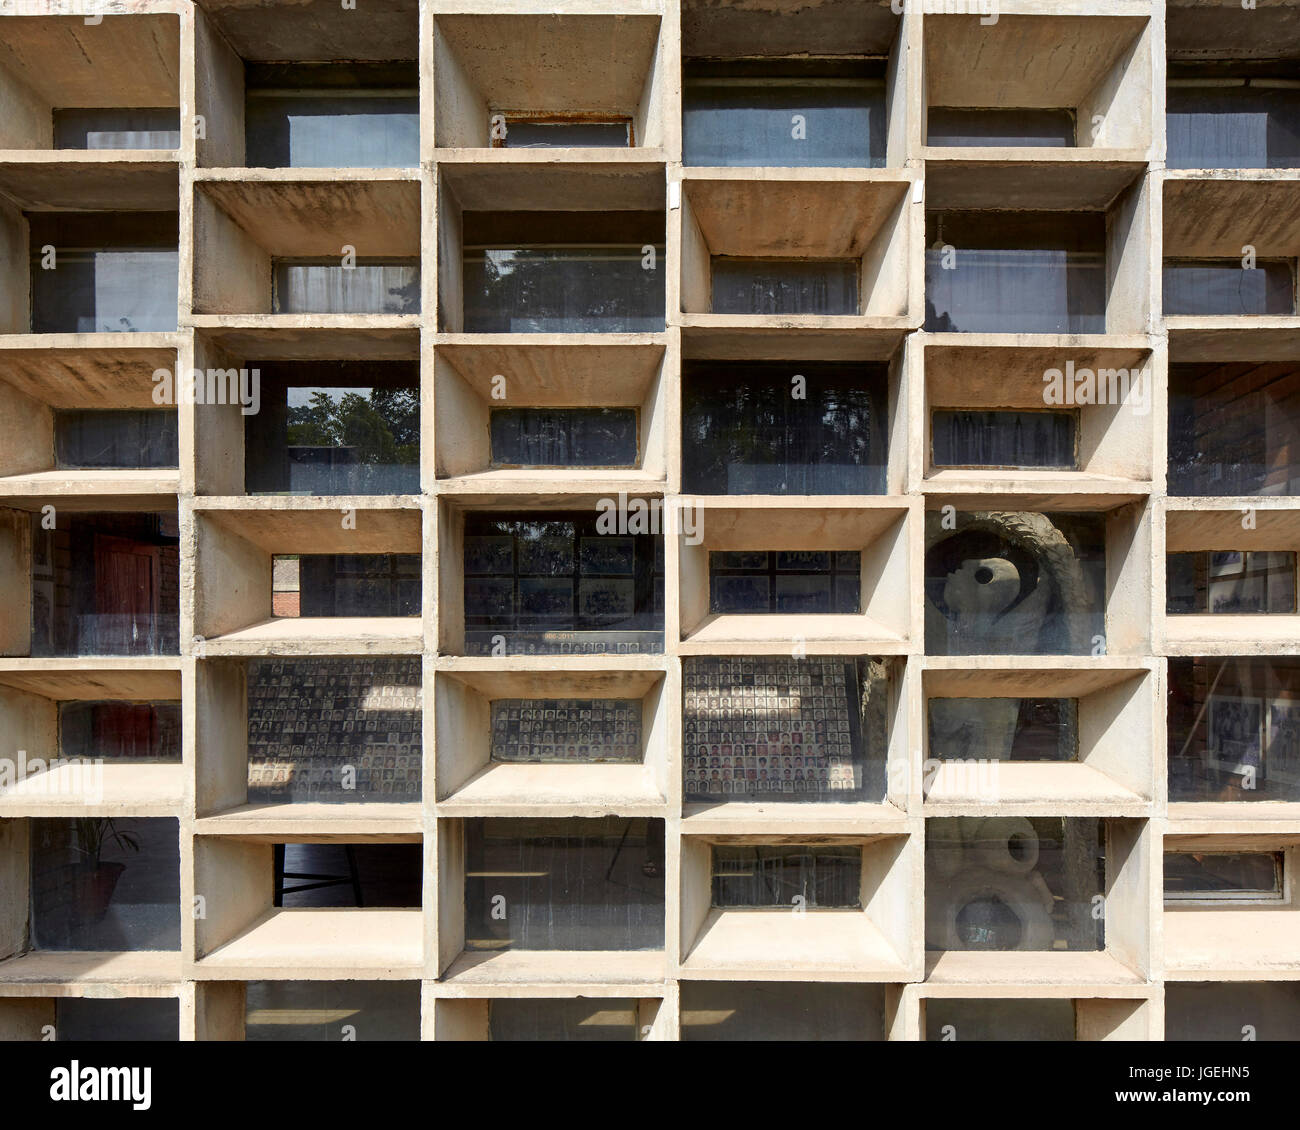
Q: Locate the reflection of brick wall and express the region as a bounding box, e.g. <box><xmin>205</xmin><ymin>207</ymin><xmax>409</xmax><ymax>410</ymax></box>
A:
<box><xmin>272</xmin><ymin>593</ymin><xmax>300</xmax><ymax>617</ymax></box>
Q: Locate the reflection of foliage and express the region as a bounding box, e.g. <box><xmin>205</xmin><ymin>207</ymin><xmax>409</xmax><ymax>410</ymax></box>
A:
<box><xmin>287</xmin><ymin>387</ymin><xmax>418</xmax><ymax>465</ymax></box>
<box><xmin>74</xmin><ymin>817</ymin><xmax>140</xmax><ymax>870</ymax></box>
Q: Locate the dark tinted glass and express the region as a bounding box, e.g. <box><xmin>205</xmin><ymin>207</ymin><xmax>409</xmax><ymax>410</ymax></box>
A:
<box><xmin>1168</xmin><ymin>657</ymin><xmax>1300</xmax><ymax>802</ymax></box>
<box><xmin>711</xmin><ymin>257</ymin><xmax>858</xmax><ymax>315</ymax></box>
<box><xmin>1166</xmin><ymin>551</ymin><xmax>1296</xmax><ymax>614</ymax></box>
<box><xmin>463</xmin><ymin>246</ymin><xmax>665</xmax><ymax>332</ymax></box>
<box><xmin>682</xmin><ymin>361</ymin><xmax>887</xmax><ymax>494</ymax></box>
<box><xmin>928</xmin><ymin>698</ymin><xmax>1078</xmax><ymax>761</ymax></box>
<box><xmin>56</xmin><ymin>997</ymin><xmax>178</xmax><ymax>1041</ymax></box>
<box><xmin>925</xmin><ymin>999</ymin><xmax>1076</xmax><ymax>1041</ymax></box>
<box><xmin>927</xmin><ymin>107</ymin><xmax>1074</xmax><ymax>147</ymax></box>
<box><xmin>59</xmin><ymin>701</ymin><xmax>182</xmax><ymax>761</ymax></box>
<box><xmin>1169</xmin><ymin>362</ymin><xmax>1300</xmax><ymax>495</ymax></box>
<box><xmin>490</xmin><ymin>407</ymin><xmax>638</xmax><ymax>467</ymax></box>
<box><xmin>246</xmin><ymin>94</ymin><xmax>418</xmax><ymax>168</ymax></box>
<box><xmin>245</xmin><ymin>365</ymin><xmax>420</xmax><ymax>495</ymax></box>
<box><xmin>1163</xmin><ymin>259</ymin><xmax>1293</xmax><ymax>316</ymax></box>
<box><xmin>29</xmin><ymin>213</ymin><xmax>178</xmax><ymax>334</ymax></box>
<box><xmin>1166</xmin><ymin>982</ymin><xmax>1300</xmax><ymax>1040</ymax></box>
<box><xmin>244</xmin><ymin>981</ymin><xmax>421</xmax><ymax>1041</ymax></box>
<box><xmin>462</xmin><ymin>512</ymin><xmax>664</xmax><ymax>656</ymax></box>
<box><xmin>924</xmin><ymin>212</ymin><xmax>1106</xmax><ymax>333</ymax></box>
<box><xmin>273</xmin><ymin>554</ymin><xmax>421</xmax><ymax>617</ymax></box>
<box><xmin>709</xmin><ymin>550</ymin><xmax>860</xmax><ymax>613</ymax></box>
<box><xmin>55</xmin><ymin>410</ymin><xmax>178</xmax><ymax>469</ymax></box>
<box><xmin>712</xmin><ymin>844</ymin><xmax>862</xmax><ymax>907</ymax></box>
<box><xmin>29</xmin><ymin>511</ymin><xmax>180</xmax><ymax>657</ymax></box>
<box><xmin>683</xmin><ymin>73</ymin><xmax>886</xmax><ymax>167</ymax></box>
<box><xmin>272</xmin><ymin>261</ymin><xmax>420</xmax><ymax>314</ymax></box>
<box><xmin>501</xmin><ymin>120</ymin><xmax>630</xmax><ymax>148</ymax></box>
<box><xmin>1167</xmin><ymin>81</ymin><xmax>1300</xmax><ymax>169</ymax></box>
<box><xmin>681</xmin><ymin>982</ymin><xmax>885</xmax><ymax>1041</ymax></box>
<box><xmin>30</xmin><ymin>817</ymin><xmax>180</xmax><ymax>951</ymax></box>
<box><xmin>488</xmin><ymin>998</ymin><xmax>640</xmax><ymax>1041</ymax></box>
<box><xmin>932</xmin><ymin>410</ymin><xmax>1076</xmax><ymax>469</ymax></box>
<box><xmin>464</xmin><ymin>817</ymin><xmax>665</xmax><ymax>951</ymax></box>
<box><xmin>1164</xmin><ymin>851</ymin><xmax>1282</xmax><ymax>899</ymax></box>
<box><xmin>53</xmin><ymin>108</ymin><xmax>181</xmax><ymax>149</ymax></box>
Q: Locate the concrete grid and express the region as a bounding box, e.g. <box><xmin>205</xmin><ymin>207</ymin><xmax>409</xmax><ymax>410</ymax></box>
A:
<box><xmin>0</xmin><ymin>0</ymin><xmax>1295</xmax><ymax>1041</ymax></box>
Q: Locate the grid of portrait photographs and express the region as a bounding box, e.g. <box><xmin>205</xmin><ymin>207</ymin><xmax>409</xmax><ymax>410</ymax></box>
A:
<box><xmin>490</xmin><ymin>699</ymin><xmax>643</xmax><ymax>763</ymax></box>
<box><xmin>683</xmin><ymin>656</ymin><xmax>865</xmax><ymax>799</ymax></box>
<box><xmin>246</xmin><ymin>658</ymin><xmax>422</xmax><ymax>802</ymax></box>
<box><xmin>709</xmin><ymin>550</ymin><xmax>862</xmax><ymax>615</ymax></box>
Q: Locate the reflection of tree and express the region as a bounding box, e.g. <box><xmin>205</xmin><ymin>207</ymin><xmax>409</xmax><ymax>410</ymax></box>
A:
<box><xmin>471</xmin><ymin>249</ymin><xmax>660</xmax><ymax>331</ymax></box>
<box><xmin>287</xmin><ymin>387</ymin><xmax>418</xmax><ymax>465</ymax></box>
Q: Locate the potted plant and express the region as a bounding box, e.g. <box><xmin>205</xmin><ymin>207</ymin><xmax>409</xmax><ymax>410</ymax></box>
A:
<box><xmin>69</xmin><ymin>818</ymin><xmax>140</xmax><ymax>922</ymax></box>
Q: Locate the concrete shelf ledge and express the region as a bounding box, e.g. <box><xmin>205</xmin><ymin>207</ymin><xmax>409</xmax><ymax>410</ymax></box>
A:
<box><xmin>0</xmin><ymin>762</ymin><xmax>184</xmax><ymax>819</ymax></box>
<box><xmin>438</xmin><ymin>948</ymin><xmax>668</xmax><ymax>989</ymax></box>
<box><xmin>193</xmin><ymin>908</ymin><xmax>425</xmax><ymax>979</ymax></box>
<box><xmin>193</xmin><ymin>803</ymin><xmax>425</xmax><ymax>841</ymax></box>
<box><xmin>0</xmin><ymin>950</ymin><xmax>184</xmax><ymax>994</ymax></box>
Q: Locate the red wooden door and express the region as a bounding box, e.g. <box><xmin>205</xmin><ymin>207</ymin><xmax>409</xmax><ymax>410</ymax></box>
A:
<box><xmin>94</xmin><ymin>535</ymin><xmax>160</xmax><ymax>654</ymax></box>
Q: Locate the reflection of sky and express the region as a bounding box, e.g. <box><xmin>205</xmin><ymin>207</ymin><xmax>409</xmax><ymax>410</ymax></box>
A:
<box><xmin>287</xmin><ymin>386</ymin><xmax>374</xmax><ymax>408</ymax></box>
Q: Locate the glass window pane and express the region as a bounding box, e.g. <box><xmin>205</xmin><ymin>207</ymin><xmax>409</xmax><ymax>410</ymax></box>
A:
<box><xmin>246</xmin><ymin>657</ymin><xmax>422</xmax><ymax>804</ymax></box>
<box><xmin>487</xmin><ymin>999</ymin><xmax>640</xmax><ymax>1040</ymax></box>
<box><xmin>709</xmin><ymin>550</ymin><xmax>860</xmax><ymax>613</ymax></box>
<box><xmin>1166</xmin><ymin>551</ymin><xmax>1296</xmax><ymax>614</ymax></box>
<box><xmin>1167</xmin><ymin>82</ymin><xmax>1300</xmax><ymax>169</ymax></box>
<box><xmin>932</xmin><ymin>410</ymin><xmax>1077</xmax><ymax>470</ymax></box>
<box><xmin>490</xmin><ymin>407</ymin><xmax>638</xmax><ymax>467</ymax></box>
<box><xmin>53</xmin><ymin>108</ymin><xmax>181</xmax><ymax>150</ymax></box>
<box><xmin>462</xmin><ymin>512</ymin><xmax>663</xmax><ymax>656</ymax></box>
<box><xmin>31</xmin><ymin>249</ymin><xmax>178</xmax><ymax>333</ymax></box>
<box><xmin>462</xmin><ymin>246</ymin><xmax>666</xmax><ymax>332</ymax></box>
<box><xmin>926</xmin><ymin>817</ymin><xmax>1106</xmax><ymax>951</ymax></box>
<box><xmin>29</xmin><ymin>511</ymin><xmax>180</xmax><ymax>658</ymax></box>
<box><xmin>1164</xmin><ymin>851</ymin><xmax>1283</xmax><ymax>900</ymax></box>
<box><xmin>246</xmin><ymin>94</ymin><xmax>419</xmax><ymax>168</ymax></box>
<box><xmin>924</xmin><ymin>212</ymin><xmax>1107</xmax><ymax>334</ymax></box>
<box><xmin>683</xmin><ymin>656</ymin><xmax>888</xmax><ymax>803</ymax></box>
<box><xmin>682</xmin><ymin>361</ymin><xmax>887</xmax><ymax>494</ymax></box>
<box><xmin>1163</xmin><ymin>259</ymin><xmax>1293</xmax><ymax>316</ymax></box>
<box><xmin>272</xmin><ymin>261</ymin><xmax>420</xmax><ymax>314</ymax></box>
<box><xmin>59</xmin><ymin>701</ymin><xmax>182</xmax><ymax>761</ymax></box>
<box><xmin>56</xmin><ymin>997</ymin><xmax>178</xmax><ymax>1041</ymax></box>
<box><xmin>491</xmin><ymin>698</ymin><xmax>643</xmax><ymax>763</ymax></box>
<box><xmin>681</xmin><ymin>982</ymin><xmax>886</xmax><ymax>1041</ymax></box>
<box><xmin>1167</xmin><ymin>657</ymin><xmax>1300</xmax><ymax>802</ymax></box>
<box><xmin>712</xmin><ymin>844</ymin><xmax>862</xmax><ymax>908</ymax></box>
<box><xmin>925</xmin><ymin>999</ymin><xmax>1076</xmax><ymax>1041</ymax></box>
<box><xmin>711</xmin><ymin>257</ymin><xmax>859</xmax><ymax>315</ymax></box>
<box><xmin>30</xmin><ymin>817</ymin><xmax>181</xmax><ymax>951</ymax></box>
<box><xmin>925</xmin><ymin>511</ymin><xmax>1108</xmax><ymax>655</ymax></box>
<box><xmin>244</xmin><ymin>981</ymin><xmax>420</xmax><ymax>1041</ymax></box>
<box><xmin>928</xmin><ymin>698</ymin><xmax>1078</xmax><ymax>761</ymax></box>
<box><xmin>464</xmin><ymin>817</ymin><xmax>665</xmax><ymax>951</ymax></box>
<box><xmin>54</xmin><ymin>410</ymin><xmax>178</xmax><ymax>469</ymax></box>
<box><xmin>245</xmin><ymin>369</ymin><xmax>420</xmax><ymax>495</ymax></box>
<box><xmin>683</xmin><ymin>72</ymin><xmax>886</xmax><ymax>168</ymax></box>
<box><xmin>501</xmin><ymin>120</ymin><xmax>630</xmax><ymax>148</ymax></box>
<box><xmin>1166</xmin><ymin>982</ymin><xmax>1300</xmax><ymax>1040</ymax></box>
<box><xmin>926</xmin><ymin>107</ymin><xmax>1075</xmax><ymax>147</ymax></box>
<box><xmin>272</xmin><ymin>554</ymin><xmax>421</xmax><ymax>617</ymax></box>
<box><xmin>1169</xmin><ymin>361</ymin><xmax>1300</xmax><ymax>496</ymax></box>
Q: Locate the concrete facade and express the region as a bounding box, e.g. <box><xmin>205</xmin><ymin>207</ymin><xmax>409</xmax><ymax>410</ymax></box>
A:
<box><xmin>0</xmin><ymin>0</ymin><xmax>1294</xmax><ymax>1041</ymax></box>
